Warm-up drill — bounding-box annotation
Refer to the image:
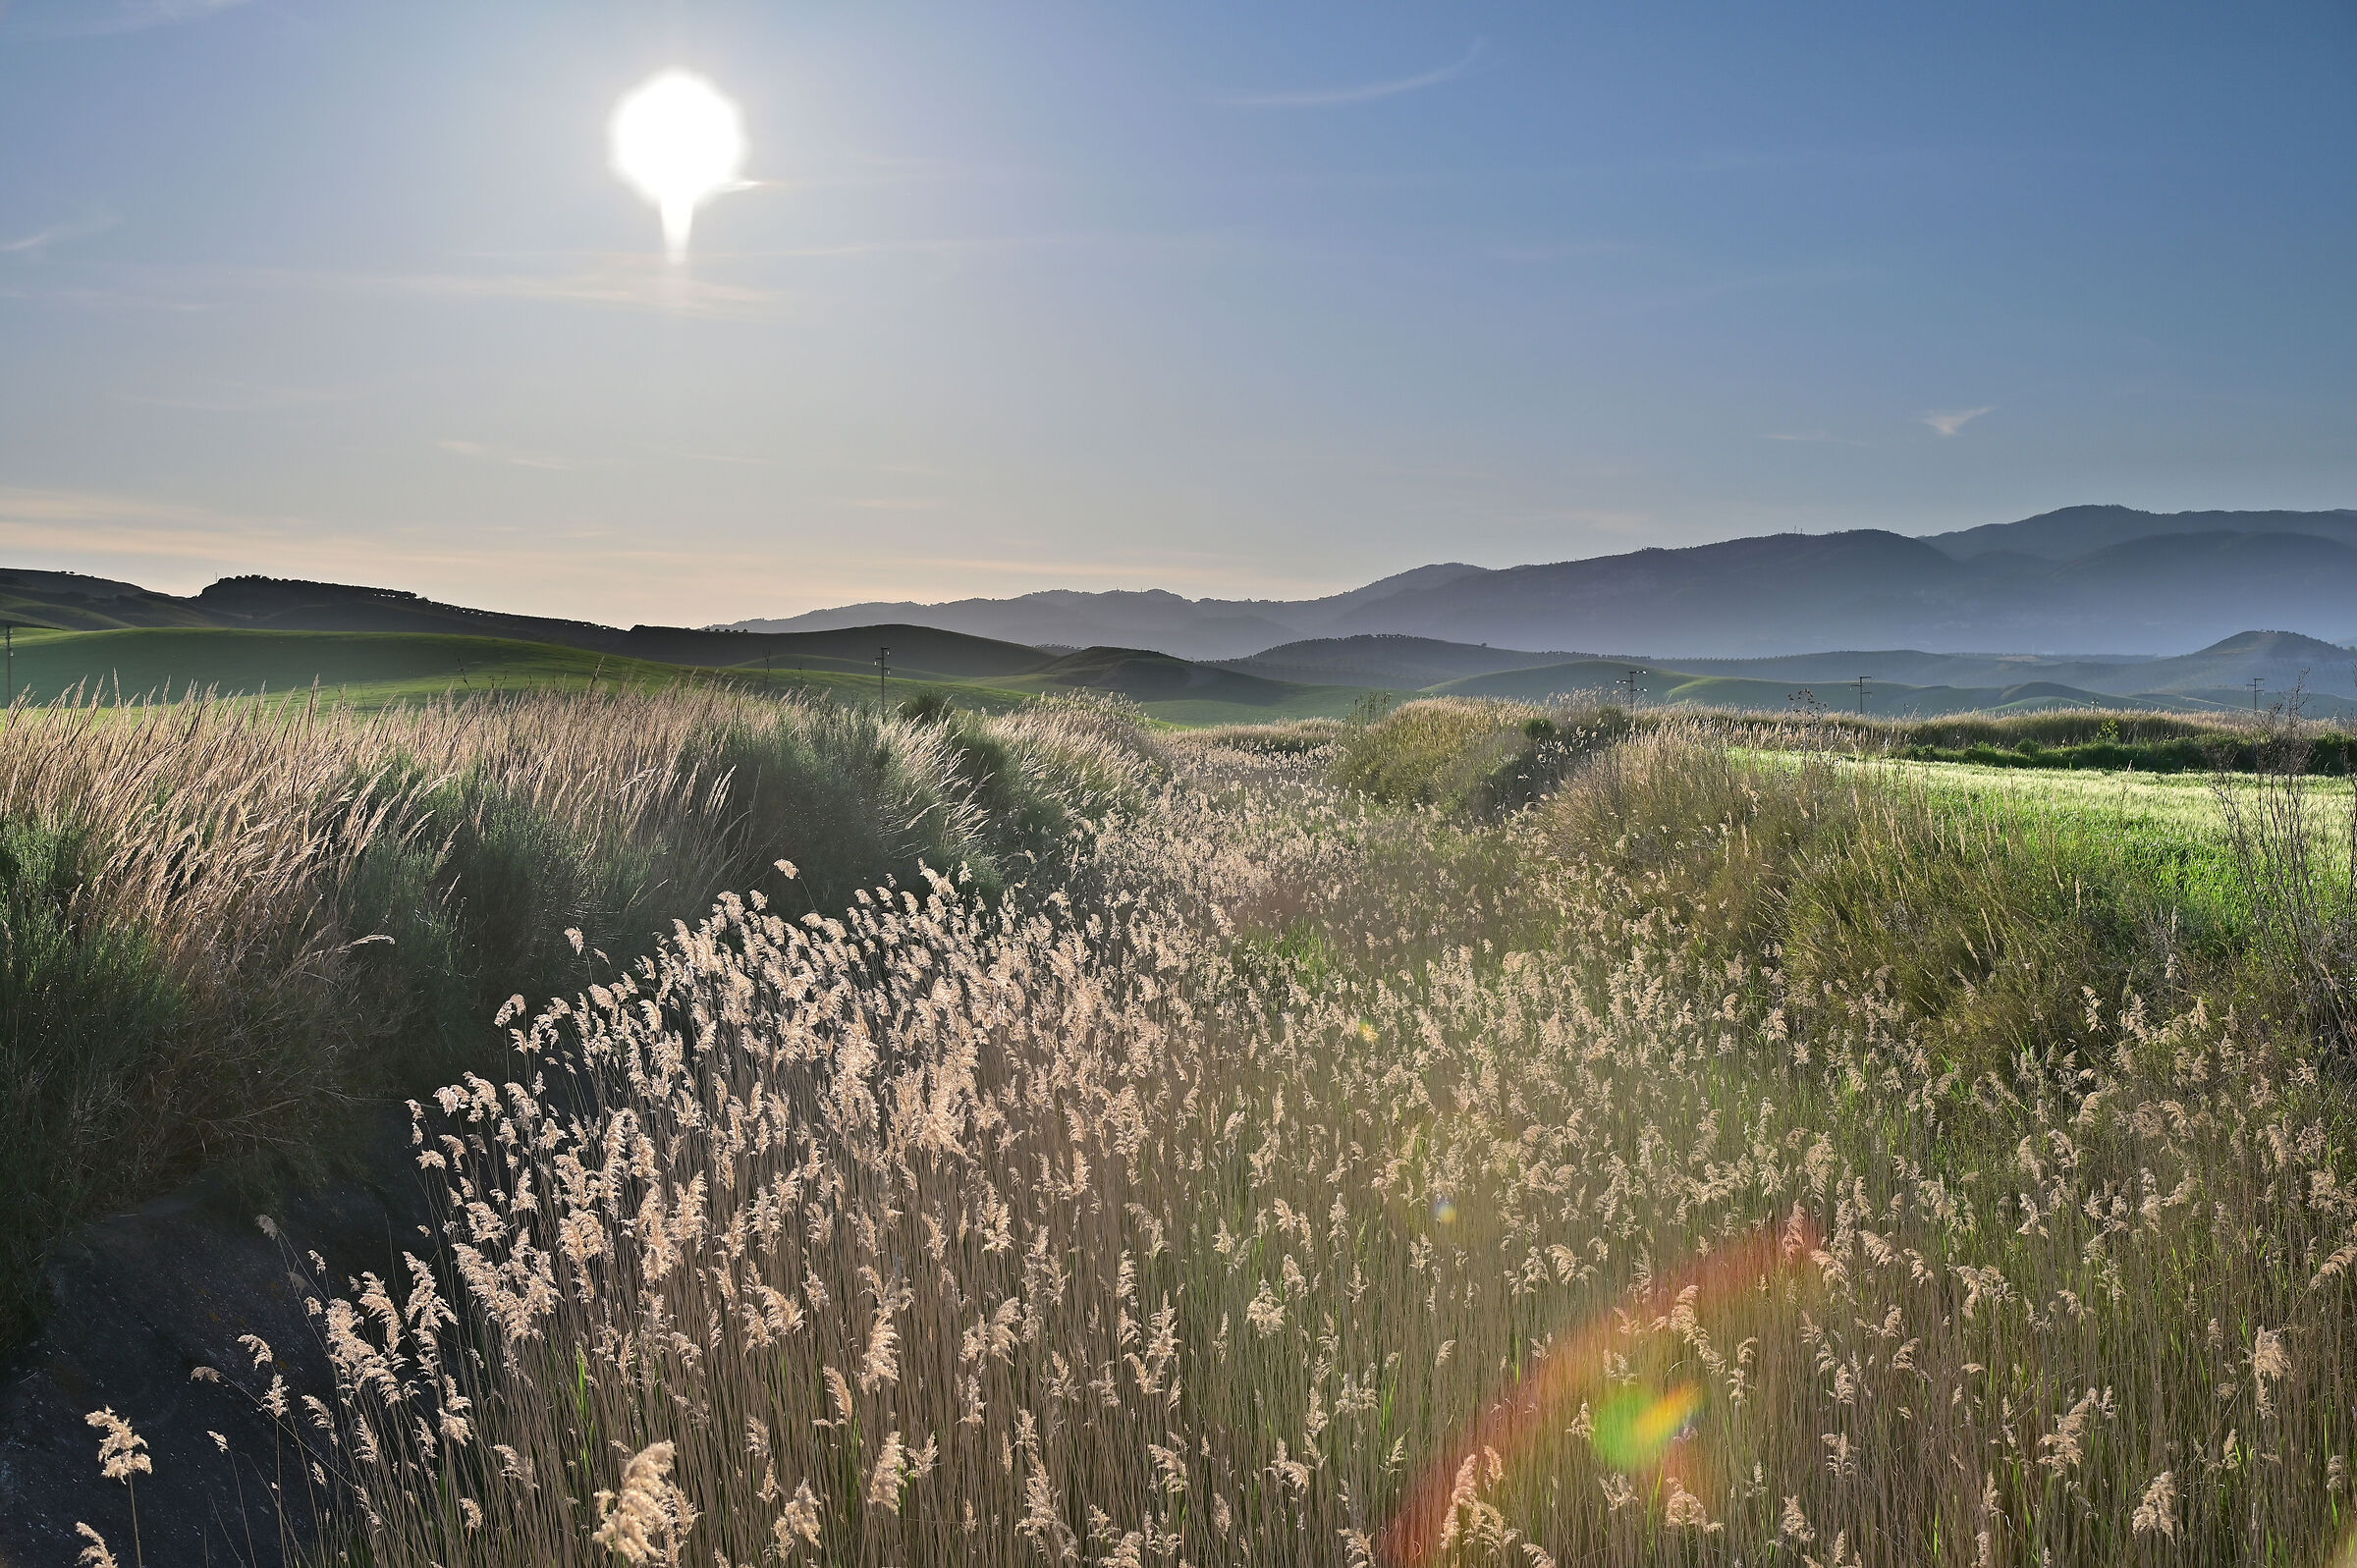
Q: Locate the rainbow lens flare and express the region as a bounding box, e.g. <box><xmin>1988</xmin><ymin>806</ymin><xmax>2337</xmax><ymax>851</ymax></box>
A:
<box><xmin>1590</xmin><ymin>1380</ymin><xmax>1706</xmax><ymax>1472</ymax></box>
<box><xmin>1379</xmin><ymin>1215</ymin><xmax>1819</xmax><ymax>1566</ymax></box>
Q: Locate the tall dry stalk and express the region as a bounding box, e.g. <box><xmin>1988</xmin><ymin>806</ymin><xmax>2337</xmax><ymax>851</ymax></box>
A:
<box><xmin>2209</xmin><ymin>697</ymin><xmax>2357</xmax><ymax>1045</ymax></box>
<box><xmin>0</xmin><ymin>687</ymin><xmax>1143</xmax><ymax>1347</ymax></box>
<box><xmin>198</xmin><ymin>723</ymin><xmax>2357</xmax><ymax>1567</ymax></box>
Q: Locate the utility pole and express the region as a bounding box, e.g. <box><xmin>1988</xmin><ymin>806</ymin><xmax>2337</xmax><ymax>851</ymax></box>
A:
<box><xmin>876</xmin><ymin>645</ymin><xmax>891</xmax><ymax>710</ymax></box>
<box><xmin>4</xmin><ymin>622</ymin><xmax>14</xmax><ymax>709</ymax></box>
<box><xmin>1621</xmin><ymin>669</ymin><xmax>1641</xmax><ymax>707</ymax></box>
<box><xmin>1852</xmin><ymin>676</ymin><xmax>1872</xmax><ymax>716</ymax></box>
<box><xmin>2249</xmin><ymin>676</ymin><xmax>2265</xmax><ymax>713</ymax></box>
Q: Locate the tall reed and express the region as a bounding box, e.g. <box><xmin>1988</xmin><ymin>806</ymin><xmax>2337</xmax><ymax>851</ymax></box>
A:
<box><xmin>0</xmin><ymin>688</ymin><xmax>1138</xmax><ymax>1348</ymax></box>
<box><xmin>182</xmin><ymin>721</ymin><xmax>2357</xmax><ymax>1567</ymax></box>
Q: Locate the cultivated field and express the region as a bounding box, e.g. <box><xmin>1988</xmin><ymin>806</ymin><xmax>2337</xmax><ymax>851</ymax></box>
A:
<box><xmin>40</xmin><ymin>694</ymin><xmax>2357</xmax><ymax>1567</ymax></box>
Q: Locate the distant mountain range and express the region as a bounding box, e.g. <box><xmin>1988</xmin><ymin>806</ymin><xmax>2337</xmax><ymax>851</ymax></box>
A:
<box><xmin>0</xmin><ymin>566</ymin><xmax>2347</xmax><ymax>720</ymax></box>
<box><xmin>737</xmin><ymin>505</ymin><xmax>2357</xmax><ymax>660</ymax></box>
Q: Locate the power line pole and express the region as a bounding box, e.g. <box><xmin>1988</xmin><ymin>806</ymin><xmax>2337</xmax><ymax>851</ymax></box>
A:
<box><xmin>876</xmin><ymin>645</ymin><xmax>891</xmax><ymax>710</ymax></box>
<box><xmin>1621</xmin><ymin>668</ymin><xmax>1641</xmax><ymax>707</ymax></box>
<box><xmin>1852</xmin><ymin>675</ymin><xmax>1872</xmax><ymax>716</ymax></box>
<box><xmin>2249</xmin><ymin>676</ymin><xmax>2265</xmax><ymax>713</ymax></box>
<box><xmin>4</xmin><ymin>622</ymin><xmax>14</xmax><ymax>709</ymax></box>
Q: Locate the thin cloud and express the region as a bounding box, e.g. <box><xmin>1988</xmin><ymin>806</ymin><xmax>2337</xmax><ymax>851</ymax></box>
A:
<box><xmin>438</xmin><ymin>439</ymin><xmax>594</xmax><ymax>472</ymax></box>
<box><xmin>1228</xmin><ymin>38</ymin><xmax>1485</xmax><ymax>108</ymax></box>
<box><xmin>68</xmin><ymin>258</ymin><xmax>794</xmax><ymax>320</ymax></box>
<box><xmin>6</xmin><ymin>0</ymin><xmax>255</xmax><ymax>36</ymax></box>
<box><xmin>640</xmin><ymin>444</ymin><xmax>777</xmax><ymax>468</ymax></box>
<box><xmin>1921</xmin><ymin>406</ymin><xmax>1994</xmax><ymax>437</ymax></box>
<box><xmin>1763</xmin><ymin>430</ymin><xmax>1869</xmax><ymax>447</ymax></box>
<box><xmin>0</xmin><ymin>484</ymin><xmax>610</xmax><ymax>595</ymax></box>
<box><xmin>0</xmin><ymin>485</ymin><xmax>408</xmax><ymax>578</ymax></box>
<box><xmin>119</xmin><ymin>379</ymin><xmax>357</xmax><ymax>413</ymax></box>
<box><xmin>351</xmin><ymin>262</ymin><xmax>791</xmax><ymax>320</ymax></box>
<box><xmin>0</xmin><ymin>281</ymin><xmax>208</xmax><ymax>311</ymax></box>
<box><xmin>0</xmin><ymin>212</ymin><xmax>119</xmax><ymax>255</ymax></box>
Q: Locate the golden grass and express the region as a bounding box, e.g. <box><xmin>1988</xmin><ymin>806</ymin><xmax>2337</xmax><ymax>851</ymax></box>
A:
<box><xmin>0</xmin><ymin>688</ymin><xmax>1147</xmax><ymax>1349</ymax></box>
<box><xmin>119</xmin><ymin>716</ymin><xmax>2355</xmax><ymax>1566</ymax></box>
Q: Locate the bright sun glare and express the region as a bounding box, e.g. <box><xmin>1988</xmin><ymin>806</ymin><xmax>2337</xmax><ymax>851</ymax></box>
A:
<box><xmin>610</xmin><ymin>71</ymin><xmax>746</xmax><ymax>261</ymax></box>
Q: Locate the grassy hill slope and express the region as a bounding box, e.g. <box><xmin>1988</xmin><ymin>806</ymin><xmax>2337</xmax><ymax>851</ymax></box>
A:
<box><xmin>0</xmin><ymin>627</ymin><xmax>1237</xmax><ymax>721</ymax></box>
<box><xmin>0</xmin><ymin>573</ymin><xmax>1058</xmax><ymax>681</ymax></box>
<box><xmin>999</xmin><ymin>646</ymin><xmax>1370</xmax><ymax>723</ymax></box>
<box><xmin>1422</xmin><ymin>658</ymin><xmax>2299</xmax><ymax>717</ymax></box>
<box><xmin>1214</xmin><ymin>633</ymin><xmax>1579</xmax><ymax>687</ymax></box>
<box><xmin>0</xmin><ymin>628</ymin><xmax>716</xmax><ymax>707</ymax></box>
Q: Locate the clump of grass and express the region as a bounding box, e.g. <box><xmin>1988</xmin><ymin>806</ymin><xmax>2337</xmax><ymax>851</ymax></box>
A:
<box><xmin>1179</xmin><ymin>717</ymin><xmax>1343</xmax><ymax>755</ymax></box>
<box><xmin>1535</xmin><ymin>725</ymin><xmax>2330</xmax><ymax>1073</ymax></box>
<box><xmin>1329</xmin><ymin>697</ymin><xmax>1632</xmax><ymax>818</ymax></box>
<box><xmin>0</xmin><ymin>687</ymin><xmax>1121</xmax><ymax>1350</ymax></box>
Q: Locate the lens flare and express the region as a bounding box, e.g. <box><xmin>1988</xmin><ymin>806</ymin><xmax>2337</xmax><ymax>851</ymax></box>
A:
<box><xmin>1590</xmin><ymin>1381</ymin><xmax>1705</xmax><ymax>1471</ymax></box>
<box><xmin>1379</xmin><ymin>1214</ymin><xmax>1820</xmax><ymax>1567</ymax></box>
<box><xmin>610</xmin><ymin>71</ymin><xmax>746</xmax><ymax>260</ymax></box>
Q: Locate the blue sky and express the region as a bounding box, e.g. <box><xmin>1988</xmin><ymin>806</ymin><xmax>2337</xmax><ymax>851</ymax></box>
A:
<box><xmin>2</xmin><ymin>1</ymin><xmax>2353</xmax><ymax>623</ymax></box>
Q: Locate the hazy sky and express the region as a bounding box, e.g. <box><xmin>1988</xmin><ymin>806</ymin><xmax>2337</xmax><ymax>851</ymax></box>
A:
<box><xmin>3</xmin><ymin>2</ymin><xmax>2354</xmax><ymax>624</ymax></box>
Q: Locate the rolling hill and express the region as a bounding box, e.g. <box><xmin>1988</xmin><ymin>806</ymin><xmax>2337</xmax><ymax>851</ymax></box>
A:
<box><xmin>4</xmin><ymin>563</ymin><xmax>2351</xmax><ymax>727</ymax></box>
<box><xmin>740</xmin><ymin>506</ymin><xmax>2357</xmax><ymax>659</ymax></box>
<box><xmin>0</xmin><ymin>628</ymin><xmax>711</xmax><ymax>708</ymax></box>
<box><xmin>0</xmin><ymin>572</ymin><xmax>1057</xmax><ymax>682</ymax></box>
<box><xmin>0</xmin><ymin>623</ymin><xmax>1355</xmax><ymax>725</ymax></box>
<box><xmin>1924</xmin><ymin>504</ymin><xmax>2357</xmax><ymax>562</ymax></box>
<box><xmin>730</xmin><ymin>565</ymin><xmax>1492</xmax><ymax>661</ymax></box>
<box><xmin>1423</xmin><ymin>658</ymin><xmax>2275</xmax><ymax>718</ymax></box>
<box><xmin>1212</xmin><ymin>634</ymin><xmax>1585</xmax><ymax>687</ymax></box>
<box><xmin>994</xmin><ymin>646</ymin><xmax>1367</xmax><ymax>723</ymax></box>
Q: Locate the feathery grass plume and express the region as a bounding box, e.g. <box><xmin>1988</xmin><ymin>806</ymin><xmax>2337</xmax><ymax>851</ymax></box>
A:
<box><xmin>866</xmin><ymin>1431</ymin><xmax>907</xmax><ymax>1513</ymax></box>
<box><xmin>0</xmin><ymin>685</ymin><xmax>1127</xmax><ymax>1350</ymax></box>
<box><xmin>73</xmin><ymin>1522</ymin><xmax>118</xmax><ymax>1568</ymax></box>
<box><xmin>82</xmin><ymin>1407</ymin><xmax>148</xmax><ymax>1568</ymax></box>
<box><xmin>2132</xmin><ymin>1471</ymin><xmax>2178</xmax><ymax>1539</ymax></box>
<box><xmin>220</xmin><ymin>702</ymin><xmax>2357</xmax><ymax>1567</ymax></box>
<box><xmin>591</xmin><ymin>1442</ymin><xmax>690</xmax><ymax>1565</ymax></box>
<box><xmin>85</xmin><ymin>1408</ymin><xmax>150</xmax><ymax>1482</ymax></box>
<box><xmin>772</xmin><ymin>1481</ymin><xmax>823</xmax><ymax>1554</ymax></box>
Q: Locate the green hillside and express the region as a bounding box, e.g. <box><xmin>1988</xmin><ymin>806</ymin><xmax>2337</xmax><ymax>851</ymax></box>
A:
<box><xmin>12</xmin><ymin>622</ymin><xmax>2319</xmax><ymax>730</ymax></box>
<box><xmin>0</xmin><ymin>571</ymin><xmax>1057</xmax><ymax>681</ymax></box>
<box><xmin>996</xmin><ymin>646</ymin><xmax>1370</xmax><ymax>723</ymax></box>
<box><xmin>685</xmin><ymin>622</ymin><xmax>1051</xmax><ymax>679</ymax></box>
<box><xmin>0</xmin><ymin>628</ymin><xmax>729</xmax><ymax>708</ymax></box>
<box><xmin>1423</xmin><ymin>658</ymin><xmax>2276</xmax><ymax>717</ymax></box>
<box><xmin>0</xmin><ymin>627</ymin><xmax>1064</xmax><ymax>717</ymax></box>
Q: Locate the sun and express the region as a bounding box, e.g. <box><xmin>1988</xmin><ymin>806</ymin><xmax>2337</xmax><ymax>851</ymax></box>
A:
<box><xmin>610</xmin><ymin>71</ymin><xmax>747</xmax><ymax>261</ymax></box>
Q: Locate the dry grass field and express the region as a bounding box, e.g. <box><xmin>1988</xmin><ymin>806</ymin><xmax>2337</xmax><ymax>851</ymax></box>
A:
<box><xmin>52</xmin><ymin>698</ymin><xmax>2357</xmax><ymax>1566</ymax></box>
